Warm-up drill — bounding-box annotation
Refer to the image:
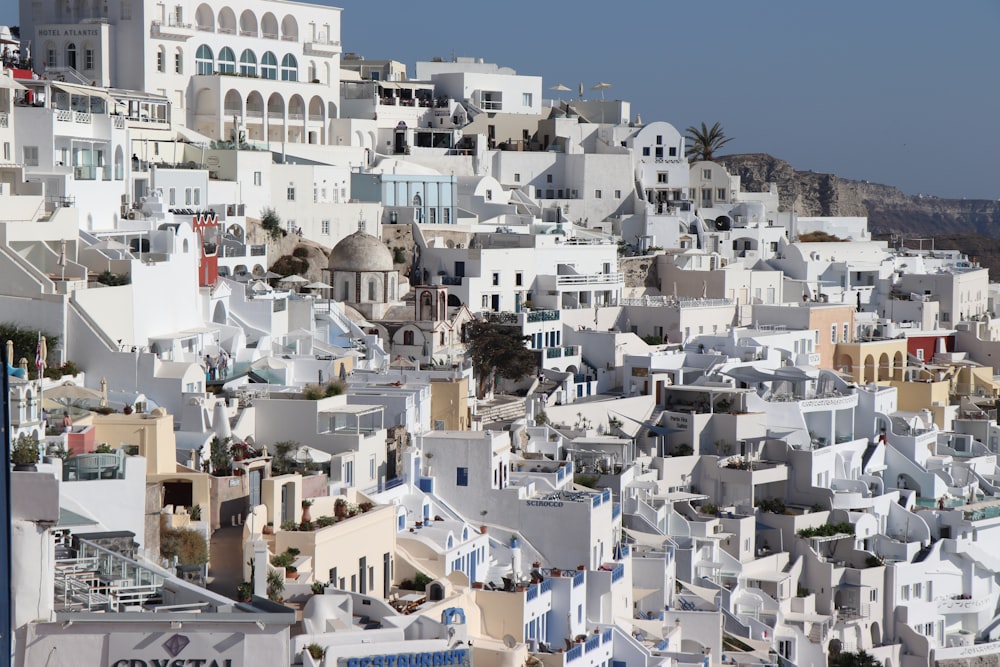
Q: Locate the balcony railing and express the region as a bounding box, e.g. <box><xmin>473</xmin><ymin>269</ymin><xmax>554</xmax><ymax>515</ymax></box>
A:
<box><xmin>556</xmin><ymin>272</ymin><xmax>623</xmax><ymax>286</ymax></box>
<box><xmin>526</xmin><ymin>309</ymin><xmax>559</xmax><ymax>323</ymax></box>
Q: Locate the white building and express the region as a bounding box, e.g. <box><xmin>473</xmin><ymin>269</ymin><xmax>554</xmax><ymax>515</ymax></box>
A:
<box><xmin>19</xmin><ymin>0</ymin><xmax>344</xmax><ymax>145</ymax></box>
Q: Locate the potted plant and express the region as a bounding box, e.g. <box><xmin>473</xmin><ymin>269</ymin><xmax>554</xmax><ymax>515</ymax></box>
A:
<box><xmin>262</xmin><ymin>522</ymin><xmax>274</xmax><ymax>535</ymax></box>
<box><xmin>123</xmin><ymin>404</ymin><xmax>134</xmax><ymax>415</ymax></box>
<box><xmin>334</xmin><ymin>498</ymin><xmax>347</xmax><ymax>518</ymax></box>
<box><xmin>301</xmin><ymin>499</ymin><xmax>313</xmax><ymax>523</ymax></box>
<box><xmin>236</xmin><ymin>581</ymin><xmax>253</xmax><ymax>602</ymax></box>
<box><xmin>480</xmin><ymin>509</ymin><xmax>488</xmax><ymax>534</ymax></box>
<box><xmin>12</xmin><ymin>433</ymin><xmax>40</xmax><ymax>471</ymax></box>
<box><xmin>304</xmin><ymin>644</ymin><xmax>325</xmax><ymax>667</ymax></box>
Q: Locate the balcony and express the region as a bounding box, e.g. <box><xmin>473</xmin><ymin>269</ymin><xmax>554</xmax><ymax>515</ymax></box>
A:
<box><xmin>937</xmin><ymin>595</ymin><xmax>993</xmax><ymax>614</ymax></box>
<box><xmin>304</xmin><ymin>38</ymin><xmax>342</xmax><ymax>56</ymax></box>
<box><xmin>556</xmin><ymin>272</ymin><xmax>623</xmax><ymax>287</ymax></box>
<box><xmin>150</xmin><ymin>18</ymin><xmax>193</xmax><ymax>39</ymax></box>
<box><xmin>526</xmin><ymin>309</ymin><xmax>559</xmax><ymax>323</ymax></box>
<box><xmin>545</xmin><ymin>346</ymin><xmax>580</xmax><ymax>359</ymax></box>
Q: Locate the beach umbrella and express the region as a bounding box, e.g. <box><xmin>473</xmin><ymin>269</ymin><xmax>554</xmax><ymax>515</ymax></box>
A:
<box><xmin>5</xmin><ymin>340</ymin><xmax>12</xmax><ymax>365</ymax></box>
<box><xmin>592</xmin><ymin>82</ymin><xmax>612</xmax><ymax>100</ymax></box>
<box><xmin>280</xmin><ymin>274</ymin><xmax>308</xmax><ymax>284</ymax></box>
<box><xmin>100</xmin><ymin>376</ymin><xmax>108</xmax><ymax>407</ymax></box>
<box><xmin>550</xmin><ymin>83</ymin><xmax>570</xmax><ymax>101</ymax></box>
<box><xmin>304</xmin><ymin>281</ymin><xmax>332</xmax><ymax>290</ymax></box>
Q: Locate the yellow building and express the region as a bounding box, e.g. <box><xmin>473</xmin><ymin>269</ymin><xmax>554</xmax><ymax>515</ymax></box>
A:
<box><xmin>430</xmin><ymin>376</ymin><xmax>470</xmax><ymax>430</ymax></box>
<box><xmin>92</xmin><ymin>407</ymin><xmax>211</xmax><ymax>517</ymax></box>
<box><xmin>836</xmin><ymin>339</ymin><xmax>908</xmax><ymax>384</ymax></box>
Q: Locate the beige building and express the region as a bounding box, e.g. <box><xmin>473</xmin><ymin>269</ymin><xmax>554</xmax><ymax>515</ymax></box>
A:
<box><xmin>754</xmin><ymin>302</ymin><xmax>856</xmax><ymax>370</ymax></box>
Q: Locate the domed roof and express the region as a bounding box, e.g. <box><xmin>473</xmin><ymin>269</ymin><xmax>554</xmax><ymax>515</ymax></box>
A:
<box><xmin>328</xmin><ymin>230</ymin><xmax>395</xmax><ymax>273</ymax></box>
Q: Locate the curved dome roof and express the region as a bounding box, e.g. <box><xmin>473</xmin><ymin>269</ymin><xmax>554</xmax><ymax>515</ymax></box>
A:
<box><xmin>328</xmin><ymin>230</ymin><xmax>395</xmax><ymax>273</ymax></box>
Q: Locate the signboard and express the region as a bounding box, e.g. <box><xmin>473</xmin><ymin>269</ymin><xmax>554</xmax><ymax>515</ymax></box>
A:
<box><xmin>108</xmin><ymin>632</ymin><xmax>243</xmax><ymax>667</ymax></box>
<box><xmin>338</xmin><ymin>648</ymin><xmax>472</xmax><ymax>667</ymax></box>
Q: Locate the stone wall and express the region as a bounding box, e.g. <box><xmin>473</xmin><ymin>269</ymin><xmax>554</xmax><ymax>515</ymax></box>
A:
<box><xmin>619</xmin><ymin>255</ymin><xmax>660</xmax><ymax>290</ymax></box>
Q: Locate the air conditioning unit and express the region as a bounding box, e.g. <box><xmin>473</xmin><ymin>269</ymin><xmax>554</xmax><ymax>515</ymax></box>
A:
<box><xmin>127</xmin><ymin>210</ymin><xmax>138</xmax><ymax>220</ymax></box>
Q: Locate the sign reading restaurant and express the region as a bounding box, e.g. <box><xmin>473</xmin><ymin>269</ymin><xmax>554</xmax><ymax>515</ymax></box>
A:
<box><xmin>338</xmin><ymin>648</ymin><xmax>472</xmax><ymax>667</ymax></box>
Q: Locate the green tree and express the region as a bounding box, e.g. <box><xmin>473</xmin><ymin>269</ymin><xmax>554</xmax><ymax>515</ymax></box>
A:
<box><xmin>0</xmin><ymin>323</ymin><xmax>58</xmax><ymax>373</ymax></box>
<box><xmin>684</xmin><ymin>121</ymin><xmax>733</xmax><ymax>162</ymax></box>
<box><xmin>209</xmin><ymin>435</ymin><xmax>233</xmax><ymax>476</ymax></box>
<box><xmin>830</xmin><ymin>650</ymin><xmax>881</xmax><ymax>667</ymax></box>
<box><xmin>463</xmin><ymin>320</ymin><xmax>537</xmax><ymax>397</ymax></box>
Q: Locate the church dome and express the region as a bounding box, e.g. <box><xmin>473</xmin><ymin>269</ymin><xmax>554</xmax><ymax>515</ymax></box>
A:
<box><xmin>328</xmin><ymin>230</ymin><xmax>395</xmax><ymax>273</ymax></box>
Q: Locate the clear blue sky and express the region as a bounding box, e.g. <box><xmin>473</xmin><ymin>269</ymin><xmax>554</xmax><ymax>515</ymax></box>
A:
<box><xmin>3</xmin><ymin>0</ymin><xmax>997</xmax><ymax>199</ymax></box>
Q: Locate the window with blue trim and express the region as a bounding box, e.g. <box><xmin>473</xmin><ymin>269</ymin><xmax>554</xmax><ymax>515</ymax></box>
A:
<box><xmin>456</xmin><ymin>467</ymin><xmax>469</xmax><ymax>486</ymax></box>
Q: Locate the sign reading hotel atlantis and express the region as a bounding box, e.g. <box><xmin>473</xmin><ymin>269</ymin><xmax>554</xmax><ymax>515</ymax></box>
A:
<box><xmin>338</xmin><ymin>649</ymin><xmax>472</xmax><ymax>667</ymax></box>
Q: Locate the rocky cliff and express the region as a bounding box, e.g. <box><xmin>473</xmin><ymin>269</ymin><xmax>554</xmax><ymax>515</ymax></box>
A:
<box><xmin>718</xmin><ymin>153</ymin><xmax>1000</xmax><ymax>238</ymax></box>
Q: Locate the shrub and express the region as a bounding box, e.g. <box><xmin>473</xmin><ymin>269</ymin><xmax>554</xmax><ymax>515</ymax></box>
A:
<box><xmin>260</xmin><ymin>207</ymin><xmax>285</xmax><ymax>241</ymax></box>
<box><xmin>756</xmin><ymin>498</ymin><xmax>786</xmax><ymax>514</ymax></box>
<box><xmin>43</xmin><ymin>360</ymin><xmax>81</xmax><ymax>380</ymax></box>
<box><xmin>412</xmin><ymin>572</ymin><xmax>432</xmax><ymax>592</ymax></box>
<box><xmin>96</xmin><ymin>270</ymin><xmax>131</xmax><ymax>286</ymax></box>
<box><xmin>189</xmin><ymin>504</ymin><xmax>202</xmax><ymax>521</ymax></box>
<box><xmin>280</xmin><ymin>520</ymin><xmax>297</xmax><ymax>531</ymax></box>
<box><xmin>160</xmin><ymin>527</ymin><xmax>209</xmax><ymax>565</ymax></box>
<box><xmin>307</xmin><ymin>644</ymin><xmax>324</xmax><ymax>660</ymax></box>
<box><xmin>95</xmin><ymin>443</ymin><xmax>114</xmax><ymax>454</ymax></box>
<box><xmin>315</xmin><ymin>515</ymin><xmax>335</xmax><ymax>528</ymax></box>
<box><xmin>324</xmin><ymin>381</ymin><xmax>345</xmax><ymax>397</ymax></box>
<box><xmin>699</xmin><ymin>503</ymin><xmax>719</xmax><ymax>516</ymax></box>
<box><xmin>270</xmin><ymin>551</ymin><xmax>295</xmax><ymax>568</ymax></box>
<box><xmin>673</xmin><ymin>444</ymin><xmax>694</xmax><ymax>456</ymax></box>
<box><xmin>303</xmin><ymin>385</ymin><xmax>325</xmax><ymax>401</ymax></box>
<box><xmin>574</xmin><ymin>474</ymin><xmax>599</xmax><ymax>488</ymax></box>
<box><xmin>311</xmin><ymin>581</ymin><xmax>327</xmax><ymax>595</ymax></box>
<box><xmin>392</xmin><ymin>247</ymin><xmax>407</xmax><ymax>264</ymax></box>
<box><xmin>266</xmin><ymin>568</ymin><xmax>284</xmax><ymax>601</ymax></box>
<box><xmin>798</xmin><ymin>522</ymin><xmax>854</xmax><ymax>539</ymax></box>
<box><xmin>11</xmin><ymin>433</ymin><xmax>40</xmax><ymax>466</ymax></box>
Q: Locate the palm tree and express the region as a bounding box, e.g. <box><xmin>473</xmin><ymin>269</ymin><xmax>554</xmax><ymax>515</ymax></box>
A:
<box><xmin>684</xmin><ymin>122</ymin><xmax>733</xmax><ymax>162</ymax></box>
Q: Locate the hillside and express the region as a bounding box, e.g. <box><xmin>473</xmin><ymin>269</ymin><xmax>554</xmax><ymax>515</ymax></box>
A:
<box><xmin>717</xmin><ymin>153</ymin><xmax>1000</xmax><ymax>238</ymax></box>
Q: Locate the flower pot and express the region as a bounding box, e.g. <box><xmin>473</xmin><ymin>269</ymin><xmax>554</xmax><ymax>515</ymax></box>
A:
<box><xmin>263</xmin><ymin>524</ymin><xmax>273</xmax><ymax>535</ymax></box>
<box><xmin>480</xmin><ymin>525</ymin><xmax>488</xmax><ymax>534</ymax></box>
<box><xmin>13</xmin><ymin>464</ymin><xmax>37</xmax><ymax>472</ymax></box>
<box><xmin>301</xmin><ymin>505</ymin><xmax>312</xmax><ymax>523</ymax></box>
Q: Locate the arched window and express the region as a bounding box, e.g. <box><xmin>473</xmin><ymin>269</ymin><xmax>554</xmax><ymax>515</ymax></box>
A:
<box><xmin>239</xmin><ymin>49</ymin><xmax>257</xmax><ymax>76</ymax></box>
<box><xmin>261</xmin><ymin>51</ymin><xmax>277</xmax><ymax>80</ymax></box>
<box><xmin>403</xmin><ymin>330</ymin><xmax>414</xmax><ymax>346</ymax></box>
<box><xmin>307</xmin><ymin>60</ymin><xmax>317</xmax><ymax>82</ymax></box>
<box><xmin>218</xmin><ymin>47</ymin><xmax>236</xmax><ymax>74</ymax></box>
<box><xmin>367</xmin><ymin>278</ymin><xmax>377</xmax><ymax>301</ymax></box>
<box><xmin>280</xmin><ymin>53</ymin><xmax>297</xmax><ymax>81</ymax></box>
<box><xmin>66</xmin><ymin>42</ymin><xmax>77</xmax><ymax>70</ymax></box>
<box><xmin>156</xmin><ymin>45</ymin><xmax>165</xmax><ymax>72</ymax></box>
<box><xmin>195</xmin><ymin>45</ymin><xmax>214</xmax><ymax>75</ymax></box>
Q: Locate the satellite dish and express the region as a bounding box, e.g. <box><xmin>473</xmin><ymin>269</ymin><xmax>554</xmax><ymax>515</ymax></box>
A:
<box><xmin>503</xmin><ymin>635</ymin><xmax>517</xmax><ymax>649</ymax></box>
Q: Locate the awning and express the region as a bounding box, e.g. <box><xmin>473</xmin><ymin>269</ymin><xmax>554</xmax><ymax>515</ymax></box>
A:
<box><xmin>58</xmin><ymin>507</ymin><xmax>98</xmax><ymax>528</ymax></box>
<box><xmin>0</xmin><ymin>75</ymin><xmax>26</xmax><ymax>91</ymax></box>
<box><xmin>51</xmin><ymin>81</ymin><xmax>113</xmax><ymax>104</ymax></box>
<box><xmin>746</xmin><ymin>570</ymin><xmax>790</xmax><ymax>582</ymax></box>
<box><xmin>725</xmin><ymin>366</ymin><xmax>777</xmax><ymax>384</ymax></box>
